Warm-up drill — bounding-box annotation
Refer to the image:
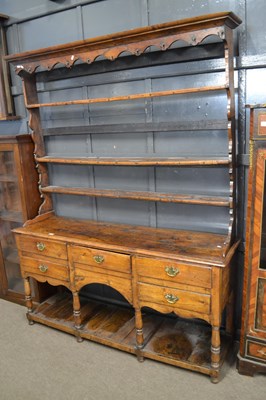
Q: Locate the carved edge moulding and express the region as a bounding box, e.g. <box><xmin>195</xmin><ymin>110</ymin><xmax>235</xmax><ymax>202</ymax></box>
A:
<box><xmin>5</xmin><ymin>12</ymin><xmax>242</xmax><ymax>383</ymax></box>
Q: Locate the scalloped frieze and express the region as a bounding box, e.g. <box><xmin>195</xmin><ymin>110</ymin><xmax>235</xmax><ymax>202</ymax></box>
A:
<box><xmin>15</xmin><ymin>27</ymin><xmax>225</xmax><ymax>74</ymax></box>
<box><xmin>140</xmin><ymin>302</ymin><xmax>210</xmax><ymax>324</ymax></box>
<box><xmin>75</xmin><ymin>279</ymin><xmax>133</xmax><ymax>305</ymax></box>
<box><xmin>23</xmin><ymin>273</ymin><xmax>71</xmax><ymax>289</ymax></box>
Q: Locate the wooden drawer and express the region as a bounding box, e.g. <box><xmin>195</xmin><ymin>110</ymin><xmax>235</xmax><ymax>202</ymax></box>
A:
<box><xmin>75</xmin><ymin>264</ymin><xmax>132</xmax><ymax>303</ymax></box>
<box><xmin>70</xmin><ymin>245</ymin><xmax>130</xmax><ymax>274</ymax></box>
<box><xmin>138</xmin><ymin>282</ymin><xmax>210</xmax><ymax>314</ymax></box>
<box><xmin>134</xmin><ymin>256</ymin><xmax>211</xmax><ymax>289</ymax></box>
<box><xmin>247</xmin><ymin>340</ymin><xmax>266</xmax><ymax>362</ymax></box>
<box><xmin>20</xmin><ymin>256</ymin><xmax>69</xmax><ymax>282</ymax></box>
<box><xmin>16</xmin><ymin>235</ymin><xmax>67</xmax><ymax>260</ymax></box>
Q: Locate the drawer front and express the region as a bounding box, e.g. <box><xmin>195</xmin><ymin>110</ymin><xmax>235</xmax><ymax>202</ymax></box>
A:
<box><xmin>70</xmin><ymin>245</ymin><xmax>130</xmax><ymax>274</ymax></box>
<box><xmin>138</xmin><ymin>282</ymin><xmax>210</xmax><ymax>314</ymax></box>
<box><xmin>20</xmin><ymin>256</ymin><xmax>69</xmax><ymax>282</ymax></box>
<box><xmin>247</xmin><ymin>340</ymin><xmax>266</xmax><ymax>362</ymax></box>
<box><xmin>135</xmin><ymin>256</ymin><xmax>211</xmax><ymax>289</ymax></box>
<box><xmin>75</xmin><ymin>265</ymin><xmax>132</xmax><ymax>303</ymax></box>
<box><xmin>17</xmin><ymin>235</ymin><xmax>67</xmax><ymax>260</ymax></box>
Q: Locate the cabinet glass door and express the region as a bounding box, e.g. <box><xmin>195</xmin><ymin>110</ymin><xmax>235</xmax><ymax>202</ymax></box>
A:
<box><xmin>0</xmin><ymin>150</ymin><xmax>24</xmax><ymax>294</ymax></box>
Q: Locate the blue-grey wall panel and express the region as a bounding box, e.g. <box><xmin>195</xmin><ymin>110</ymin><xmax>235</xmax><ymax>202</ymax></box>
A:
<box><xmin>96</xmin><ymin>198</ymin><xmax>152</xmax><ymax>226</ymax></box>
<box><xmin>40</xmin><ymin>87</ymin><xmax>86</xmax><ymax>128</ymax></box>
<box><xmin>156</xmin><ymin>167</ymin><xmax>229</xmax><ymax>196</ymax></box>
<box><xmin>94</xmin><ymin>166</ymin><xmax>150</xmax><ymax>190</ymax></box>
<box><xmin>0</xmin><ymin>0</ymin><xmax>92</xmax><ymax>22</ymax></box>
<box><xmin>0</xmin><ymin>119</ymin><xmax>26</xmax><ymax>136</ymax></box>
<box><xmin>53</xmin><ymin>194</ymin><xmax>95</xmax><ymax>220</ymax></box>
<box><xmin>46</xmin><ymin>135</ymin><xmax>91</xmax><ymax>155</ymax></box>
<box><xmin>18</xmin><ymin>9</ymin><xmax>82</xmax><ymax>51</ymax></box>
<box><xmin>49</xmin><ymin>164</ymin><xmax>91</xmax><ymax>187</ymax></box>
<box><xmin>246</xmin><ymin>0</ymin><xmax>266</xmax><ymax>56</ymax></box>
<box><xmin>91</xmin><ymin>133</ymin><xmax>149</xmax><ymax>155</ymax></box>
<box><xmin>157</xmin><ymin>202</ymin><xmax>230</xmax><ymax>233</ymax></box>
<box><xmin>154</xmin><ymin>131</ymin><xmax>228</xmax><ymax>156</ymax></box>
<box><xmin>82</xmin><ymin>0</ymin><xmax>147</xmax><ymax>38</ymax></box>
<box><xmin>152</xmin><ymin>73</ymin><xmax>227</xmax><ymax>122</ymax></box>
<box><xmin>88</xmin><ymin>80</ymin><xmax>146</xmax><ymax>125</ymax></box>
<box><xmin>148</xmin><ymin>0</ymin><xmax>238</xmax><ymax>24</ymax></box>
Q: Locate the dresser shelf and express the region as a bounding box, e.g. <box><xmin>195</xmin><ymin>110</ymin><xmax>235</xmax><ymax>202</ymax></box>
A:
<box><xmin>25</xmin><ymin>84</ymin><xmax>228</xmax><ymax>109</ymax></box>
<box><xmin>36</xmin><ymin>156</ymin><xmax>230</xmax><ymax>166</ymax></box>
<box><xmin>41</xmin><ymin>186</ymin><xmax>231</xmax><ymax>207</ymax></box>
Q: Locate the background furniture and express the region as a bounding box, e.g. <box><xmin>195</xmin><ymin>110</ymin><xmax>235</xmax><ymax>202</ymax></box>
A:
<box><xmin>7</xmin><ymin>12</ymin><xmax>241</xmax><ymax>382</ymax></box>
<box><xmin>0</xmin><ymin>14</ymin><xmax>17</xmax><ymax>120</ymax></box>
<box><xmin>238</xmin><ymin>105</ymin><xmax>266</xmax><ymax>376</ymax></box>
<box><xmin>0</xmin><ymin>134</ymin><xmax>51</xmax><ymax>304</ymax></box>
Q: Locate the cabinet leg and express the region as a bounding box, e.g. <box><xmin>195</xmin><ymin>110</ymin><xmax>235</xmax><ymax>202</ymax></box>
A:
<box><xmin>24</xmin><ymin>278</ymin><xmax>34</xmax><ymax>325</ymax></box>
<box><xmin>72</xmin><ymin>291</ymin><xmax>83</xmax><ymax>342</ymax></box>
<box><xmin>135</xmin><ymin>308</ymin><xmax>144</xmax><ymax>362</ymax></box>
<box><xmin>211</xmin><ymin>325</ymin><xmax>221</xmax><ymax>383</ymax></box>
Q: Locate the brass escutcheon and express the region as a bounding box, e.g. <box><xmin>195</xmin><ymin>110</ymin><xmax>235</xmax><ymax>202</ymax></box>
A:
<box><xmin>165</xmin><ymin>266</ymin><xmax>179</xmax><ymax>277</ymax></box>
<box><xmin>36</xmin><ymin>242</ymin><xmax>46</xmax><ymax>251</ymax></box>
<box><xmin>164</xmin><ymin>293</ymin><xmax>179</xmax><ymax>304</ymax></box>
<box><xmin>39</xmin><ymin>264</ymin><xmax>48</xmax><ymax>273</ymax></box>
<box><xmin>93</xmin><ymin>255</ymin><xmax>105</xmax><ymax>264</ymax></box>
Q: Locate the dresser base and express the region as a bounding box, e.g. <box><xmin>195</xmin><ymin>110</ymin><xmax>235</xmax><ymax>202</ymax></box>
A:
<box><xmin>27</xmin><ymin>292</ymin><xmax>232</xmax><ymax>380</ymax></box>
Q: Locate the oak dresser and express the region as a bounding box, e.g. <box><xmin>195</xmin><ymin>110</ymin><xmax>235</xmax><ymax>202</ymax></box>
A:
<box><xmin>6</xmin><ymin>12</ymin><xmax>241</xmax><ymax>382</ymax></box>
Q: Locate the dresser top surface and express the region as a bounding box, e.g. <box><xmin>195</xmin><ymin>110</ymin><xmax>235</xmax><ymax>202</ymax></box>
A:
<box><xmin>14</xmin><ymin>214</ymin><xmax>236</xmax><ymax>266</ymax></box>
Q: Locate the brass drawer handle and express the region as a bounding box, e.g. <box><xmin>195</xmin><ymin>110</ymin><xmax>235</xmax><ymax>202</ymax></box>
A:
<box><xmin>164</xmin><ymin>293</ymin><xmax>179</xmax><ymax>304</ymax></box>
<box><xmin>165</xmin><ymin>266</ymin><xmax>179</xmax><ymax>277</ymax></box>
<box><xmin>36</xmin><ymin>242</ymin><xmax>46</xmax><ymax>251</ymax></box>
<box><xmin>39</xmin><ymin>264</ymin><xmax>48</xmax><ymax>273</ymax></box>
<box><xmin>93</xmin><ymin>255</ymin><xmax>105</xmax><ymax>264</ymax></box>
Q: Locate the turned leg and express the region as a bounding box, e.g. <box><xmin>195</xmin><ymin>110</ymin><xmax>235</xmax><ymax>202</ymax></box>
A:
<box><xmin>72</xmin><ymin>291</ymin><xmax>83</xmax><ymax>342</ymax></box>
<box><xmin>211</xmin><ymin>325</ymin><xmax>221</xmax><ymax>383</ymax></box>
<box><xmin>24</xmin><ymin>277</ymin><xmax>34</xmax><ymax>325</ymax></box>
<box><xmin>135</xmin><ymin>308</ymin><xmax>144</xmax><ymax>362</ymax></box>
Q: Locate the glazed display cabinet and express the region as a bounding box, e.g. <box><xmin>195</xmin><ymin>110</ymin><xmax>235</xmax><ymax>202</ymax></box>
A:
<box><xmin>0</xmin><ymin>135</ymin><xmax>48</xmax><ymax>304</ymax></box>
<box><xmin>238</xmin><ymin>105</ymin><xmax>266</xmax><ymax>376</ymax></box>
